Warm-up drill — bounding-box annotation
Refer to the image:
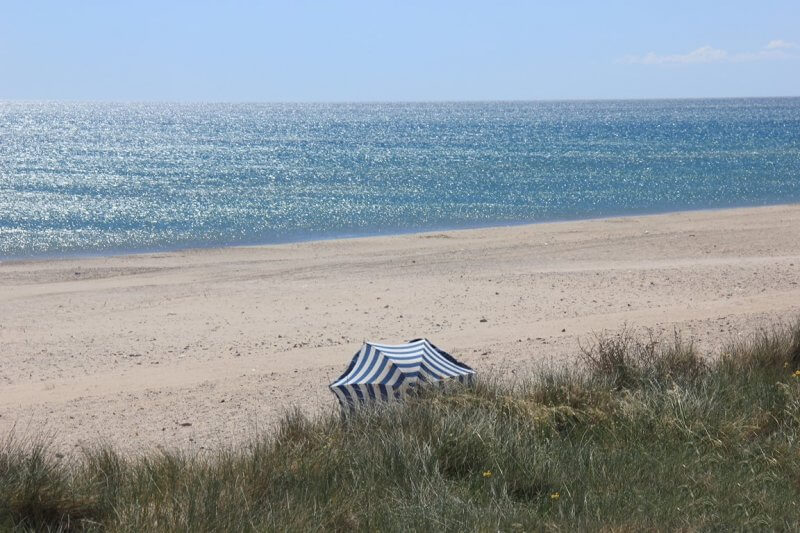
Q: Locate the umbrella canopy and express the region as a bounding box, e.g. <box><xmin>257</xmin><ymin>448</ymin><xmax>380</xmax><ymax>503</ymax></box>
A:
<box><xmin>329</xmin><ymin>338</ymin><xmax>475</xmax><ymax>411</ymax></box>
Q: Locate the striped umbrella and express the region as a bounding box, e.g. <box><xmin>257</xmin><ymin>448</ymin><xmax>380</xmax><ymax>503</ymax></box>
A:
<box><xmin>330</xmin><ymin>338</ymin><xmax>475</xmax><ymax>411</ymax></box>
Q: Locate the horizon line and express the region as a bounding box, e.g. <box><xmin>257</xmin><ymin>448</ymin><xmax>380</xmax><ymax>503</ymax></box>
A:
<box><xmin>1</xmin><ymin>95</ymin><xmax>799</xmax><ymax>105</ymax></box>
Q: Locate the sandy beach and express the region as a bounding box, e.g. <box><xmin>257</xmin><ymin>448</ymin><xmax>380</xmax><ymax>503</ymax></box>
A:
<box><xmin>2</xmin><ymin>204</ymin><xmax>799</xmax><ymax>454</ymax></box>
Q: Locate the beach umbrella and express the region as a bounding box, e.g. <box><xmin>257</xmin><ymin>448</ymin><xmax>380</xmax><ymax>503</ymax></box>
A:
<box><xmin>329</xmin><ymin>338</ymin><xmax>475</xmax><ymax>411</ymax></box>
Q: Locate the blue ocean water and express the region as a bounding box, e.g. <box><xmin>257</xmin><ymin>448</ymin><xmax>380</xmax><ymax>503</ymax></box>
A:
<box><xmin>1</xmin><ymin>98</ymin><xmax>799</xmax><ymax>259</ymax></box>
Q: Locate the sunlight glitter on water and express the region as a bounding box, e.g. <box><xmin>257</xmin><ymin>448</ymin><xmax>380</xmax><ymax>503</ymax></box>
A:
<box><xmin>1</xmin><ymin>99</ymin><xmax>799</xmax><ymax>258</ymax></box>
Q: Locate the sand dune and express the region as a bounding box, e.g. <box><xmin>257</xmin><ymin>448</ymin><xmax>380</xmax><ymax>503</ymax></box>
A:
<box><xmin>2</xmin><ymin>204</ymin><xmax>799</xmax><ymax>454</ymax></box>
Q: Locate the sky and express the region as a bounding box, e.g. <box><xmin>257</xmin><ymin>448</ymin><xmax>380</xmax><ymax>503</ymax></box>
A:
<box><xmin>1</xmin><ymin>1</ymin><xmax>798</xmax><ymax>101</ymax></box>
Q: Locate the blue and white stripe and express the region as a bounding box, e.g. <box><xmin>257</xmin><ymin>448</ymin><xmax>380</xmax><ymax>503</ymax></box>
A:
<box><xmin>330</xmin><ymin>338</ymin><xmax>475</xmax><ymax>411</ymax></box>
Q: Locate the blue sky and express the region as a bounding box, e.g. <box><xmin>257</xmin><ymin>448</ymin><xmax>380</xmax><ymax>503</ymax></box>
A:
<box><xmin>1</xmin><ymin>1</ymin><xmax>798</xmax><ymax>101</ymax></box>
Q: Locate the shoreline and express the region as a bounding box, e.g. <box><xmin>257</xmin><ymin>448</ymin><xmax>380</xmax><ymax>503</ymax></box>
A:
<box><xmin>3</xmin><ymin>201</ymin><xmax>798</xmax><ymax>265</ymax></box>
<box><xmin>2</xmin><ymin>203</ymin><xmax>799</xmax><ymax>453</ymax></box>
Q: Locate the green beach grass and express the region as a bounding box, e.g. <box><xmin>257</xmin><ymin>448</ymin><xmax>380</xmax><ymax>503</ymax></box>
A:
<box><xmin>2</xmin><ymin>322</ymin><xmax>800</xmax><ymax>531</ymax></box>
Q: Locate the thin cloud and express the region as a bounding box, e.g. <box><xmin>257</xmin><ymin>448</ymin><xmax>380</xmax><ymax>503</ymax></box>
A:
<box><xmin>621</xmin><ymin>41</ymin><xmax>798</xmax><ymax>65</ymax></box>
<box><xmin>765</xmin><ymin>39</ymin><xmax>798</xmax><ymax>50</ymax></box>
<box><xmin>622</xmin><ymin>45</ymin><xmax>727</xmax><ymax>65</ymax></box>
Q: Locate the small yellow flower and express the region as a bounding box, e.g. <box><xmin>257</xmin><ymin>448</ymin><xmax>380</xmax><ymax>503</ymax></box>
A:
<box><xmin>784</xmin><ymin>362</ymin><xmax>789</xmax><ymax>368</ymax></box>
<box><xmin>793</xmin><ymin>370</ymin><xmax>800</xmax><ymax>378</ymax></box>
<box><xmin>550</xmin><ymin>492</ymin><xmax>560</xmax><ymax>500</ymax></box>
<box><xmin>482</xmin><ymin>470</ymin><xmax>493</xmax><ymax>478</ymax></box>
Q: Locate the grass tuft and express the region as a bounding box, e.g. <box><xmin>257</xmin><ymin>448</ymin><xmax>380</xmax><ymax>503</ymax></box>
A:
<box><xmin>579</xmin><ymin>327</ymin><xmax>707</xmax><ymax>389</ymax></box>
<box><xmin>721</xmin><ymin>319</ymin><xmax>800</xmax><ymax>373</ymax></box>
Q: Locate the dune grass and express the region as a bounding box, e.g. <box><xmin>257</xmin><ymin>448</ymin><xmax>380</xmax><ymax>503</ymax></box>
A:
<box><xmin>2</xmin><ymin>322</ymin><xmax>800</xmax><ymax>531</ymax></box>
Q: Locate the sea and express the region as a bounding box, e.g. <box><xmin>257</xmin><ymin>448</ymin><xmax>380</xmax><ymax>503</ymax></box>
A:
<box><xmin>1</xmin><ymin>98</ymin><xmax>799</xmax><ymax>259</ymax></box>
